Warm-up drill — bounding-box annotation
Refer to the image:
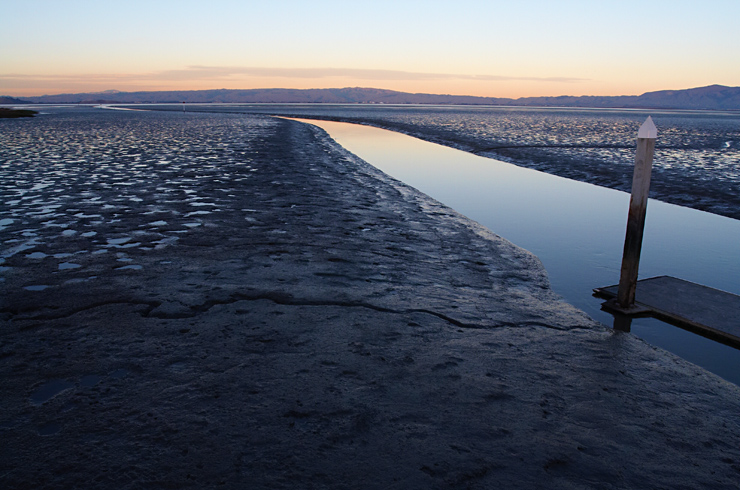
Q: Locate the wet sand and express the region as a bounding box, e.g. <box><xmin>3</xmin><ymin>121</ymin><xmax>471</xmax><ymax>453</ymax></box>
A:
<box><xmin>1</xmin><ymin>116</ymin><xmax>740</xmax><ymax>488</ymax></box>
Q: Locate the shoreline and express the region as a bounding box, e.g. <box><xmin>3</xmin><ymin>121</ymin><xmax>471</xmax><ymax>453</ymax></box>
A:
<box><xmin>2</xmin><ymin>112</ymin><xmax>740</xmax><ymax>487</ymax></box>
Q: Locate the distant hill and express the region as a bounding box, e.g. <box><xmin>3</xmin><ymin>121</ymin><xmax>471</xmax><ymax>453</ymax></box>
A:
<box><xmin>0</xmin><ymin>96</ymin><xmax>30</xmax><ymax>104</ymax></box>
<box><xmin>514</xmin><ymin>85</ymin><xmax>740</xmax><ymax>110</ymax></box>
<box><xmin>10</xmin><ymin>87</ymin><xmax>513</xmax><ymax>105</ymax></box>
<box><xmin>6</xmin><ymin>85</ymin><xmax>740</xmax><ymax>110</ymax></box>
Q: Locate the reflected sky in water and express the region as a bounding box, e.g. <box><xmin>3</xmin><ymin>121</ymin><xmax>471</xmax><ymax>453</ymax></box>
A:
<box><xmin>309</xmin><ymin>119</ymin><xmax>740</xmax><ymax>386</ymax></box>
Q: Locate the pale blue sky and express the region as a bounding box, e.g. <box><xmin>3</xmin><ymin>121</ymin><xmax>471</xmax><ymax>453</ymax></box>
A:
<box><xmin>2</xmin><ymin>0</ymin><xmax>738</xmax><ymax>97</ymax></box>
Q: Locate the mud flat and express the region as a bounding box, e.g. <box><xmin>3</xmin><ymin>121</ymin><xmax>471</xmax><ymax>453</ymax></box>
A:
<box><xmin>1</xmin><ymin>114</ymin><xmax>739</xmax><ymax>488</ymax></box>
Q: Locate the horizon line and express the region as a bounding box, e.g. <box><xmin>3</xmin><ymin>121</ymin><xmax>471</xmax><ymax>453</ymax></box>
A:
<box><xmin>4</xmin><ymin>83</ymin><xmax>736</xmax><ymax>101</ymax></box>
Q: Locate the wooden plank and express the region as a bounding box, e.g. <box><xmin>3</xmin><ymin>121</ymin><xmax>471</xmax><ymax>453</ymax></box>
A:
<box><xmin>595</xmin><ymin>276</ymin><xmax>740</xmax><ymax>348</ymax></box>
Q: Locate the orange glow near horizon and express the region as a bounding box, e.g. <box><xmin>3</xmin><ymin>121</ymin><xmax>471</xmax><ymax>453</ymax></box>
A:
<box><xmin>2</xmin><ymin>1</ymin><xmax>738</xmax><ymax>100</ymax></box>
<box><xmin>0</xmin><ymin>71</ymin><xmax>725</xmax><ymax>99</ymax></box>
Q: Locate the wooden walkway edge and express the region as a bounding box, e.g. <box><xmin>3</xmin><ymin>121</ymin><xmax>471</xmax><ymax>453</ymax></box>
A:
<box><xmin>594</xmin><ymin>276</ymin><xmax>740</xmax><ymax>349</ymax></box>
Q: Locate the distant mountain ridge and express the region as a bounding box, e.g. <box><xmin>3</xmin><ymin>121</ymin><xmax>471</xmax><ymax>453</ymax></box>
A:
<box><xmin>4</xmin><ymin>85</ymin><xmax>740</xmax><ymax>110</ymax></box>
<box><xmin>0</xmin><ymin>96</ymin><xmax>29</xmax><ymax>104</ymax></box>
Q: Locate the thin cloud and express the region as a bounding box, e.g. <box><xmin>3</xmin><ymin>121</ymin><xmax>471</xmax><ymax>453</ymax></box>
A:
<box><xmin>0</xmin><ymin>66</ymin><xmax>588</xmax><ymax>85</ymax></box>
<box><xmin>153</xmin><ymin>66</ymin><xmax>588</xmax><ymax>83</ymax></box>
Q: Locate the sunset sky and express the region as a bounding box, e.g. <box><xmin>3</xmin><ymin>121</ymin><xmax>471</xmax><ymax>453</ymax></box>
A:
<box><xmin>2</xmin><ymin>0</ymin><xmax>738</xmax><ymax>98</ymax></box>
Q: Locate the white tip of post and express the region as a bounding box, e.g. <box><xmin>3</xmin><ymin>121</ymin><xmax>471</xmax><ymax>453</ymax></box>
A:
<box><xmin>638</xmin><ymin>116</ymin><xmax>657</xmax><ymax>139</ymax></box>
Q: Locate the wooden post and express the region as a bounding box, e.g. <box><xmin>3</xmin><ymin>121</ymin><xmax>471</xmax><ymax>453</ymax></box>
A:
<box><xmin>617</xmin><ymin>116</ymin><xmax>657</xmax><ymax>308</ymax></box>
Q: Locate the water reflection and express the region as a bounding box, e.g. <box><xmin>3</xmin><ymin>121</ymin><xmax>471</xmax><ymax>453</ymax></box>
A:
<box><xmin>307</xmin><ymin>119</ymin><xmax>740</xmax><ymax>385</ymax></box>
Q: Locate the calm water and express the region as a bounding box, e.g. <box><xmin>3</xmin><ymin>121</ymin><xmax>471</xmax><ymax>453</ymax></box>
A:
<box><xmin>305</xmin><ymin>119</ymin><xmax>740</xmax><ymax>386</ymax></box>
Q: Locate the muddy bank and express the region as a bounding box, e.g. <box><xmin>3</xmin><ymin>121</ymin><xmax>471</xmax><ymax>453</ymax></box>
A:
<box><xmin>1</xmin><ymin>113</ymin><xmax>739</xmax><ymax>488</ymax></box>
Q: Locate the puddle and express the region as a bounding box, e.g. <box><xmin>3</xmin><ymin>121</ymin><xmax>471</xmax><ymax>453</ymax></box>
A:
<box><xmin>153</xmin><ymin>237</ymin><xmax>178</xmax><ymax>247</ymax></box>
<box><xmin>0</xmin><ymin>218</ymin><xmax>14</xmax><ymax>231</ymax></box>
<box><xmin>27</xmin><ymin>252</ymin><xmax>48</xmax><ymax>259</ymax></box>
<box><xmin>58</xmin><ymin>262</ymin><xmax>81</xmax><ymax>270</ymax></box>
<box><xmin>24</xmin><ymin>285</ymin><xmax>50</xmax><ymax>291</ymax></box>
<box><xmin>107</xmin><ymin>237</ymin><xmax>132</xmax><ymax>246</ymax></box>
<box><xmin>81</xmin><ymin>231</ymin><xmax>97</xmax><ymax>237</ymax></box>
<box><xmin>115</xmin><ymin>264</ymin><xmax>142</xmax><ymax>270</ymax></box>
<box><xmin>2</xmin><ymin>239</ymin><xmax>41</xmax><ymax>258</ymax></box>
<box><xmin>30</xmin><ymin>379</ymin><xmax>75</xmax><ymax>405</ymax></box>
<box><xmin>42</xmin><ymin>221</ymin><xmax>69</xmax><ymax>229</ymax></box>
<box><xmin>148</xmin><ymin>220</ymin><xmax>168</xmax><ymax>226</ymax></box>
<box><xmin>30</xmin><ymin>182</ymin><xmax>53</xmax><ymax>192</ymax></box>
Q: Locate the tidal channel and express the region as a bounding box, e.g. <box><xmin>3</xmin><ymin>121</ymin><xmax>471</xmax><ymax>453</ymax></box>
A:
<box><xmin>304</xmin><ymin>119</ymin><xmax>740</xmax><ymax>386</ymax></box>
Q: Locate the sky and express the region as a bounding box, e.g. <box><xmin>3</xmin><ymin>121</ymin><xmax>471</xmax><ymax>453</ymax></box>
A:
<box><xmin>2</xmin><ymin>0</ymin><xmax>739</xmax><ymax>98</ymax></box>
